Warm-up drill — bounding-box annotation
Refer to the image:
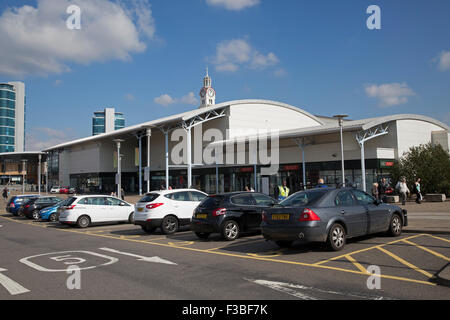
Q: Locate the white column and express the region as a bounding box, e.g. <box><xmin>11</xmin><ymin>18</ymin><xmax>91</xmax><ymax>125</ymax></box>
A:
<box><xmin>113</xmin><ymin>139</ymin><xmax>124</xmax><ymax>199</ymax></box>
<box><xmin>146</xmin><ymin>128</ymin><xmax>151</xmax><ymax>193</ymax></box>
<box><xmin>360</xmin><ymin>142</ymin><xmax>366</xmax><ymax>192</ymax></box>
<box><xmin>138</xmin><ymin>136</ymin><xmax>142</xmax><ymax>196</ymax></box>
<box><xmin>301</xmin><ymin>145</ymin><xmax>306</xmax><ymax>190</ymax></box>
<box><xmin>165</xmin><ymin>131</ymin><xmax>169</xmax><ymax>190</ymax></box>
<box><xmin>38</xmin><ymin>154</ymin><xmax>41</xmax><ymax>196</ymax></box>
<box><xmin>186</xmin><ymin>127</ymin><xmax>192</xmax><ymax>188</ymax></box>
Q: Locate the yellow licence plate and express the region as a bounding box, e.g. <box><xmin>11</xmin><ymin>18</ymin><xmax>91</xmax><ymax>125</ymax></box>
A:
<box><xmin>137</xmin><ymin>208</ymin><xmax>144</xmax><ymax>212</ymax></box>
<box><xmin>196</xmin><ymin>214</ymin><xmax>208</xmax><ymax>219</ymax></box>
<box><xmin>272</xmin><ymin>214</ymin><xmax>290</xmax><ymax>221</ymax></box>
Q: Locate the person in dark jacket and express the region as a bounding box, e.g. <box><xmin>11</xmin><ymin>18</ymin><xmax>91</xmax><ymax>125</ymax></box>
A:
<box><xmin>377</xmin><ymin>178</ymin><xmax>388</xmax><ymax>202</ymax></box>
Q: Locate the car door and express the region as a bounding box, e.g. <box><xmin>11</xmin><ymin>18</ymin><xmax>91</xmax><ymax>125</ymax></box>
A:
<box><xmin>106</xmin><ymin>197</ymin><xmax>131</xmax><ymax>221</ymax></box>
<box><xmin>351</xmin><ymin>189</ymin><xmax>389</xmax><ymax>233</ymax></box>
<box><xmin>84</xmin><ymin>197</ymin><xmax>106</xmax><ymax>223</ymax></box>
<box><xmin>169</xmin><ymin>191</ymin><xmax>193</xmax><ymax>221</ymax></box>
<box><xmin>251</xmin><ymin>193</ymin><xmax>277</xmax><ymax>228</ymax></box>
<box><xmin>334</xmin><ymin>190</ymin><xmax>368</xmax><ymax>237</ymax></box>
<box><xmin>230</xmin><ymin>194</ymin><xmax>259</xmax><ymax>229</ymax></box>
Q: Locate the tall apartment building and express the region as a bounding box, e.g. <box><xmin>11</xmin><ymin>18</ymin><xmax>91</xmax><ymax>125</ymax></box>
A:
<box><xmin>92</xmin><ymin>108</ymin><xmax>125</xmax><ymax>136</ymax></box>
<box><xmin>0</xmin><ymin>81</ymin><xmax>25</xmax><ymax>153</ymax></box>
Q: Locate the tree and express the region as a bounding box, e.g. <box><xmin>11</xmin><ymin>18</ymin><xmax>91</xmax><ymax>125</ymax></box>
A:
<box><xmin>390</xmin><ymin>143</ymin><xmax>450</xmax><ymax>195</ymax></box>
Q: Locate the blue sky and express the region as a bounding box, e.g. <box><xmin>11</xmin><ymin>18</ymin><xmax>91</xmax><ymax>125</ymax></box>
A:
<box><xmin>0</xmin><ymin>0</ymin><xmax>449</xmax><ymax>150</ymax></box>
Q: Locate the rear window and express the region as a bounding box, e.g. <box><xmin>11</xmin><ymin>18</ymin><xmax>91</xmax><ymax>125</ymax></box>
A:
<box><xmin>280</xmin><ymin>190</ymin><xmax>328</xmax><ymax>207</ymax></box>
<box><xmin>138</xmin><ymin>193</ymin><xmax>160</xmax><ymax>203</ymax></box>
<box><xmin>199</xmin><ymin>196</ymin><xmax>223</xmax><ymax>208</ymax></box>
<box><xmin>65</xmin><ymin>197</ymin><xmax>78</xmax><ymax>206</ymax></box>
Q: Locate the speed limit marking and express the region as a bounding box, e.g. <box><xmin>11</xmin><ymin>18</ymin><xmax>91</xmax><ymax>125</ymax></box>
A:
<box><xmin>20</xmin><ymin>251</ymin><xmax>118</xmax><ymax>272</ymax></box>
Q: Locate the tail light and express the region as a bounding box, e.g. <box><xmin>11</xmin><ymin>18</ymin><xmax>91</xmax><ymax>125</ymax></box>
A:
<box><xmin>66</xmin><ymin>205</ymin><xmax>76</xmax><ymax>210</ymax></box>
<box><xmin>262</xmin><ymin>210</ymin><xmax>267</xmax><ymax>222</ymax></box>
<box><xmin>299</xmin><ymin>208</ymin><xmax>321</xmax><ymax>222</ymax></box>
<box><xmin>25</xmin><ymin>204</ymin><xmax>30</xmax><ymax>208</ymax></box>
<box><xmin>146</xmin><ymin>203</ymin><xmax>164</xmax><ymax>210</ymax></box>
<box><xmin>212</xmin><ymin>208</ymin><xmax>227</xmax><ymax>217</ymax></box>
<box><xmin>10</xmin><ymin>203</ymin><xmax>15</xmax><ymax>208</ymax></box>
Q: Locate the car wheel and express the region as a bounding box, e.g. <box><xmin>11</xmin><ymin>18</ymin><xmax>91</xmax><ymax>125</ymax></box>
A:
<box><xmin>161</xmin><ymin>215</ymin><xmax>179</xmax><ymax>234</ymax></box>
<box><xmin>32</xmin><ymin>210</ymin><xmax>40</xmax><ymax>221</ymax></box>
<box><xmin>387</xmin><ymin>214</ymin><xmax>402</xmax><ymax>237</ymax></box>
<box><xmin>49</xmin><ymin>213</ymin><xmax>57</xmax><ymax>222</ymax></box>
<box><xmin>221</xmin><ymin>220</ymin><xmax>240</xmax><ymax>241</ymax></box>
<box><xmin>195</xmin><ymin>232</ymin><xmax>211</xmax><ymax>239</ymax></box>
<box><xmin>128</xmin><ymin>212</ymin><xmax>134</xmax><ymax>224</ymax></box>
<box><xmin>327</xmin><ymin>223</ymin><xmax>346</xmax><ymax>251</ymax></box>
<box><xmin>275</xmin><ymin>240</ymin><xmax>293</xmax><ymax>248</ymax></box>
<box><xmin>76</xmin><ymin>216</ymin><xmax>90</xmax><ymax>228</ymax></box>
<box><xmin>141</xmin><ymin>225</ymin><xmax>156</xmax><ymax>233</ymax></box>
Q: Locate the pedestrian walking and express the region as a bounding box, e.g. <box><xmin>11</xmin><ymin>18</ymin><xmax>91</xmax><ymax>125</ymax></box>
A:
<box><xmin>317</xmin><ymin>178</ymin><xmax>328</xmax><ymax>188</ymax></box>
<box><xmin>2</xmin><ymin>187</ymin><xmax>8</xmax><ymax>201</ymax></box>
<box><xmin>121</xmin><ymin>188</ymin><xmax>125</xmax><ymax>201</ymax></box>
<box><xmin>414</xmin><ymin>178</ymin><xmax>423</xmax><ymax>204</ymax></box>
<box><xmin>372</xmin><ymin>182</ymin><xmax>379</xmax><ymax>200</ymax></box>
<box><xmin>395</xmin><ymin>177</ymin><xmax>410</xmax><ymax>205</ymax></box>
<box><xmin>377</xmin><ymin>178</ymin><xmax>389</xmax><ymax>202</ymax></box>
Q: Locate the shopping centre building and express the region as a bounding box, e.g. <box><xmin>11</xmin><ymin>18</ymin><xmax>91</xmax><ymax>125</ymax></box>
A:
<box><xmin>37</xmin><ymin>72</ymin><xmax>449</xmax><ymax>197</ymax></box>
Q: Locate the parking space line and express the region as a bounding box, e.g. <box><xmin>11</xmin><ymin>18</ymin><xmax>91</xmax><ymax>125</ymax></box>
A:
<box><xmin>0</xmin><ymin>216</ymin><xmax>438</xmax><ymax>287</ymax></box>
<box><xmin>401</xmin><ymin>239</ymin><xmax>450</xmax><ymax>261</ymax></box>
<box><xmin>345</xmin><ymin>255</ymin><xmax>368</xmax><ymax>274</ymax></box>
<box><xmin>205</xmin><ymin>238</ymin><xmax>266</xmax><ymax>251</ymax></box>
<box><xmin>313</xmin><ymin>234</ymin><xmax>425</xmax><ymax>266</ymax></box>
<box><xmin>377</xmin><ymin>246</ymin><xmax>433</xmax><ymax>278</ymax></box>
<box><xmin>424</xmin><ymin>234</ymin><xmax>450</xmax><ymax>243</ymax></box>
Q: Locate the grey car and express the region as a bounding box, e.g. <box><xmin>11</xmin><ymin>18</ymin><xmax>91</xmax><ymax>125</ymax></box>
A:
<box><xmin>261</xmin><ymin>188</ymin><xmax>408</xmax><ymax>251</ymax></box>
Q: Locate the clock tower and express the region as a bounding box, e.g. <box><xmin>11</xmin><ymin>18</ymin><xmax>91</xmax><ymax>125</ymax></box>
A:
<box><xmin>199</xmin><ymin>68</ymin><xmax>216</xmax><ymax>108</ymax></box>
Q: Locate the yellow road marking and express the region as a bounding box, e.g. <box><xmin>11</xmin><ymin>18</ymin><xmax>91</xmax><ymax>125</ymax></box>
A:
<box><xmin>402</xmin><ymin>239</ymin><xmax>450</xmax><ymax>261</ymax></box>
<box><xmin>424</xmin><ymin>234</ymin><xmax>450</xmax><ymax>243</ymax></box>
<box><xmin>206</xmin><ymin>238</ymin><xmax>266</xmax><ymax>252</ymax></box>
<box><xmin>167</xmin><ymin>241</ymin><xmax>194</xmax><ymax>247</ymax></box>
<box><xmin>0</xmin><ymin>216</ymin><xmax>437</xmax><ymax>286</ymax></box>
<box><xmin>313</xmin><ymin>234</ymin><xmax>425</xmax><ymax>266</ymax></box>
<box><xmin>377</xmin><ymin>246</ymin><xmax>434</xmax><ymax>278</ymax></box>
<box><xmin>345</xmin><ymin>255</ymin><xmax>369</xmax><ymax>274</ymax></box>
<box><xmin>247</xmin><ymin>248</ymin><xmax>287</xmax><ymax>258</ymax></box>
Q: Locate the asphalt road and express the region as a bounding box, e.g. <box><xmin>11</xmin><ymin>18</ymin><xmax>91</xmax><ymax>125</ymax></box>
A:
<box><xmin>0</xmin><ymin>212</ymin><xmax>449</xmax><ymax>301</ymax></box>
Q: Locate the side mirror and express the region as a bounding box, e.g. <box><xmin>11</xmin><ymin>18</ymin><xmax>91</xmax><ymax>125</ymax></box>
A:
<box><xmin>374</xmin><ymin>199</ymin><xmax>382</xmax><ymax>206</ymax></box>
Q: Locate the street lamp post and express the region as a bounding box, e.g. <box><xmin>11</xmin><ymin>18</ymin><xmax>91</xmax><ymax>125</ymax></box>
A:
<box><xmin>38</xmin><ymin>154</ymin><xmax>41</xmax><ymax>196</ymax></box>
<box><xmin>113</xmin><ymin>139</ymin><xmax>125</xmax><ymax>199</ymax></box>
<box><xmin>333</xmin><ymin>115</ymin><xmax>348</xmax><ymax>187</ymax></box>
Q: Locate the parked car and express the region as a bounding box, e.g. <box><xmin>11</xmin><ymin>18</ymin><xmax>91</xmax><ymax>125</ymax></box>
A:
<box><xmin>191</xmin><ymin>192</ymin><xmax>278</xmax><ymax>241</ymax></box>
<box><xmin>59</xmin><ymin>186</ymin><xmax>69</xmax><ymax>194</ymax></box>
<box><xmin>22</xmin><ymin>196</ymin><xmax>64</xmax><ymax>220</ymax></box>
<box><xmin>58</xmin><ymin>195</ymin><xmax>134</xmax><ymax>228</ymax></box>
<box><xmin>6</xmin><ymin>195</ymin><xmax>40</xmax><ymax>216</ymax></box>
<box><xmin>134</xmin><ymin>189</ymin><xmax>208</xmax><ymax>234</ymax></box>
<box><xmin>261</xmin><ymin>188</ymin><xmax>408</xmax><ymax>251</ymax></box>
<box><xmin>40</xmin><ymin>198</ymin><xmax>72</xmax><ymax>222</ymax></box>
<box><xmin>50</xmin><ymin>186</ymin><xmax>61</xmax><ymax>194</ymax></box>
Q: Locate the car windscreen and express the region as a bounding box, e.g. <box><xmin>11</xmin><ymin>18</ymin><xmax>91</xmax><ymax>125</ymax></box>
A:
<box><xmin>280</xmin><ymin>190</ymin><xmax>328</xmax><ymax>207</ymax></box>
<box><xmin>57</xmin><ymin>198</ymin><xmax>72</xmax><ymax>207</ymax></box>
<box><xmin>138</xmin><ymin>193</ymin><xmax>160</xmax><ymax>203</ymax></box>
<box><xmin>199</xmin><ymin>195</ymin><xmax>223</xmax><ymax>208</ymax></box>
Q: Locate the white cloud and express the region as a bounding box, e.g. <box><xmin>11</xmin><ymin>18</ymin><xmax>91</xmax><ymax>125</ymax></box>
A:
<box><xmin>210</xmin><ymin>39</ymin><xmax>279</xmax><ymax>72</ymax></box>
<box><xmin>53</xmin><ymin>79</ymin><xmax>63</xmax><ymax>86</ymax></box>
<box><xmin>206</xmin><ymin>0</ymin><xmax>260</xmax><ymax>11</ymax></box>
<box><xmin>125</xmin><ymin>93</ymin><xmax>135</xmax><ymax>101</ymax></box>
<box><xmin>0</xmin><ymin>0</ymin><xmax>155</xmax><ymax>77</ymax></box>
<box><xmin>273</xmin><ymin>68</ymin><xmax>287</xmax><ymax>77</ymax></box>
<box><xmin>154</xmin><ymin>94</ymin><xmax>176</xmax><ymax>107</ymax></box>
<box><xmin>154</xmin><ymin>92</ymin><xmax>198</xmax><ymax>107</ymax></box>
<box><xmin>436</xmin><ymin>50</ymin><xmax>450</xmax><ymax>71</ymax></box>
<box><xmin>26</xmin><ymin>127</ymin><xmax>77</xmax><ymax>151</ymax></box>
<box><xmin>365</xmin><ymin>82</ymin><xmax>416</xmax><ymax>107</ymax></box>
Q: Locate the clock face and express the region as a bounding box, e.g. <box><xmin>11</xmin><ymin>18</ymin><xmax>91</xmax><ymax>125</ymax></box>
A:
<box><xmin>200</xmin><ymin>88</ymin><xmax>206</xmax><ymax>97</ymax></box>
<box><xmin>208</xmin><ymin>88</ymin><xmax>215</xmax><ymax>97</ymax></box>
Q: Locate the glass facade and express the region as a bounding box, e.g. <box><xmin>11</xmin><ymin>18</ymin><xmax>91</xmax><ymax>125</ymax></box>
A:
<box><xmin>0</xmin><ymin>84</ymin><xmax>16</xmax><ymax>153</ymax></box>
<box><xmin>92</xmin><ymin>111</ymin><xmax>125</xmax><ymax>135</ymax></box>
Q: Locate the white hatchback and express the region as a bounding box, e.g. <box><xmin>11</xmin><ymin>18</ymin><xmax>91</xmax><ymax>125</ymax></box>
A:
<box><xmin>58</xmin><ymin>195</ymin><xmax>134</xmax><ymax>228</ymax></box>
<box><xmin>134</xmin><ymin>189</ymin><xmax>208</xmax><ymax>234</ymax></box>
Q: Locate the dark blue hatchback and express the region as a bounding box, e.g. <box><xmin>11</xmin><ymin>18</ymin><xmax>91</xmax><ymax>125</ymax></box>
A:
<box><xmin>6</xmin><ymin>195</ymin><xmax>40</xmax><ymax>216</ymax></box>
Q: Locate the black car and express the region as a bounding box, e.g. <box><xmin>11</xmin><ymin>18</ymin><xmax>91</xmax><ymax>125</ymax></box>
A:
<box><xmin>22</xmin><ymin>196</ymin><xmax>64</xmax><ymax>220</ymax></box>
<box><xmin>261</xmin><ymin>187</ymin><xmax>408</xmax><ymax>251</ymax></box>
<box><xmin>191</xmin><ymin>192</ymin><xmax>278</xmax><ymax>241</ymax></box>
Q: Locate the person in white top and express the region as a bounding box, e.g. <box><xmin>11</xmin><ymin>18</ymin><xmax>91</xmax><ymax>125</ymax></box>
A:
<box><xmin>396</xmin><ymin>177</ymin><xmax>410</xmax><ymax>205</ymax></box>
